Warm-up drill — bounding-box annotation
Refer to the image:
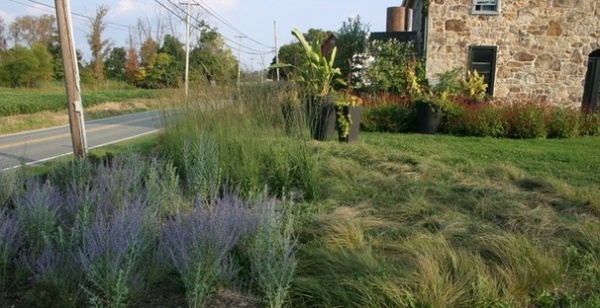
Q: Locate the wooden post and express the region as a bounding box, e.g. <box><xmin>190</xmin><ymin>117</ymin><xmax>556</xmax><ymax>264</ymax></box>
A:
<box><xmin>55</xmin><ymin>0</ymin><xmax>87</xmax><ymax>158</ymax></box>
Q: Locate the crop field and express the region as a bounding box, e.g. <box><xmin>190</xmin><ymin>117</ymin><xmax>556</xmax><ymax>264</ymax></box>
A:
<box><xmin>0</xmin><ymin>88</ymin><xmax>162</xmax><ymax>117</ymax></box>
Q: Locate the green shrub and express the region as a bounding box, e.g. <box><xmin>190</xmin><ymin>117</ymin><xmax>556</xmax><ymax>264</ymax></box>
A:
<box><xmin>444</xmin><ymin>102</ymin><xmax>505</xmax><ymax>138</ymax></box>
<box><xmin>502</xmin><ymin>103</ymin><xmax>548</xmax><ymax>139</ymax></box>
<box><xmin>580</xmin><ymin>112</ymin><xmax>600</xmax><ymax>137</ymax></box>
<box><xmin>361</xmin><ymin>104</ymin><xmax>416</xmax><ymax>133</ymax></box>
<box><xmin>547</xmin><ymin>107</ymin><xmax>580</xmax><ymax>139</ymax></box>
<box><xmin>358</xmin><ymin>40</ymin><xmax>421</xmax><ymax>94</ymax></box>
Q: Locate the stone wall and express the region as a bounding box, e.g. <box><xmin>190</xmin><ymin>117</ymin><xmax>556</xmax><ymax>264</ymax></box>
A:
<box><xmin>423</xmin><ymin>0</ymin><xmax>600</xmax><ymax>105</ymax></box>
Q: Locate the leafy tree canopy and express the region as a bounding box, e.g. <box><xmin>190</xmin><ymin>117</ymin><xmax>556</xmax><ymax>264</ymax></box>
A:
<box><xmin>9</xmin><ymin>14</ymin><xmax>57</xmax><ymax>47</ymax></box>
<box><xmin>334</xmin><ymin>16</ymin><xmax>370</xmax><ymax>84</ymax></box>
<box><xmin>0</xmin><ymin>44</ymin><xmax>53</xmax><ymax>88</ymax></box>
<box><xmin>105</xmin><ymin>47</ymin><xmax>127</xmax><ymax>82</ymax></box>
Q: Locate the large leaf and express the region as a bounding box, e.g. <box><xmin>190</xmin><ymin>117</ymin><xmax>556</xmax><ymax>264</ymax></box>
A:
<box><xmin>269</xmin><ymin>63</ymin><xmax>293</xmax><ymax>69</ymax></box>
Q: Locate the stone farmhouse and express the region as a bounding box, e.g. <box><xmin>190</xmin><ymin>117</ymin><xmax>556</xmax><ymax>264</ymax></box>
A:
<box><xmin>393</xmin><ymin>0</ymin><xmax>600</xmax><ymax>108</ymax></box>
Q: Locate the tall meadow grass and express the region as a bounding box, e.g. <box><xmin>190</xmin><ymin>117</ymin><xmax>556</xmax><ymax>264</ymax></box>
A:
<box><xmin>159</xmin><ymin>83</ymin><xmax>320</xmax><ymax>201</ymax></box>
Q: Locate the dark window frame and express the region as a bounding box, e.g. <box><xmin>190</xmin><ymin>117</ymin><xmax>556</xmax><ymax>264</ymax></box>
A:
<box><xmin>472</xmin><ymin>0</ymin><xmax>501</xmax><ymax>15</ymax></box>
<box><xmin>582</xmin><ymin>49</ymin><xmax>600</xmax><ymax>112</ymax></box>
<box><xmin>468</xmin><ymin>45</ymin><xmax>498</xmax><ymax>97</ymax></box>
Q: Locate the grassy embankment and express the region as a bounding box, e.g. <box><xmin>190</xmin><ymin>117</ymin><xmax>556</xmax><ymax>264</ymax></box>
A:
<box><xmin>116</xmin><ymin>84</ymin><xmax>600</xmax><ymax>306</ymax></box>
<box><xmin>3</xmin><ymin>83</ymin><xmax>600</xmax><ymax>307</ymax></box>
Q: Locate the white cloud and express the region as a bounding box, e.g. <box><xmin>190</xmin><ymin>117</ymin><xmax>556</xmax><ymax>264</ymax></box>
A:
<box><xmin>0</xmin><ymin>10</ymin><xmax>17</xmax><ymax>24</ymax></box>
<box><xmin>116</xmin><ymin>0</ymin><xmax>137</xmax><ymax>14</ymax></box>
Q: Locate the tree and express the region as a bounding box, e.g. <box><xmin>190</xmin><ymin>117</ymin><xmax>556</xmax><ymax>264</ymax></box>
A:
<box><xmin>159</xmin><ymin>34</ymin><xmax>184</xmax><ymax>73</ymax></box>
<box><xmin>143</xmin><ymin>53</ymin><xmax>179</xmax><ymax>88</ymax></box>
<box><xmin>9</xmin><ymin>15</ymin><xmax>57</xmax><ymax>47</ymax></box>
<box><xmin>46</xmin><ymin>42</ymin><xmax>64</xmax><ymax>81</ymax></box>
<box><xmin>87</xmin><ymin>5</ymin><xmax>112</xmax><ymax>83</ymax></box>
<box><xmin>189</xmin><ymin>22</ymin><xmax>237</xmax><ymax>84</ymax></box>
<box><xmin>0</xmin><ymin>16</ymin><xmax>8</xmax><ymax>51</ymax></box>
<box><xmin>125</xmin><ymin>46</ymin><xmax>141</xmax><ymax>84</ymax></box>
<box><xmin>140</xmin><ymin>38</ymin><xmax>159</xmax><ymax>68</ymax></box>
<box><xmin>105</xmin><ymin>47</ymin><xmax>127</xmax><ymax>81</ymax></box>
<box><xmin>0</xmin><ymin>44</ymin><xmax>53</xmax><ymax>88</ymax></box>
<box><xmin>335</xmin><ymin>16</ymin><xmax>370</xmax><ymax>83</ymax></box>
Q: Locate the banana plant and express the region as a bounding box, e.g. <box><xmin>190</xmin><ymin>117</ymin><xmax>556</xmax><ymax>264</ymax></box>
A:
<box><xmin>271</xmin><ymin>28</ymin><xmax>343</xmax><ymax>98</ymax></box>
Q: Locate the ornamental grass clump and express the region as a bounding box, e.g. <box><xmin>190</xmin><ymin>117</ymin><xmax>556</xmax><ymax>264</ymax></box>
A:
<box><xmin>92</xmin><ymin>154</ymin><xmax>147</xmax><ymax>212</ymax></box>
<box><xmin>142</xmin><ymin>157</ymin><xmax>182</xmax><ymax>217</ymax></box>
<box><xmin>0</xmin><ymin>208</ymin><xmax>22</xmax><ymax>295</ymax></box>
<box><xmin>78</xmin><ymin>202</ymin><xmax>154</xmax><ymax>308</ymax></box>
<box><xmin>245</xmin><ymin>199</ymin><xmax>298</xmax><ymax>308</ymax></box>
<box><xmin>179</xmin><ymin>136</ymin><xmax>221</xmax><ymax>203</ymax></box>
<box><xmin>160</xmin><ymin>85</ymin><xmax>321</xmax><ymax>200</ymax></box>
<box><xmin>13</xmin><ymin>180</ymin><xmax>62</xmax><ymax>255</ymax></box>
<box><xmin>0</xmin><ymin>169</ymin><xmax>26</xmax><ymax>210</ymax></box>
<box><xmin>161</xmin><ymin>193</ymin><xmax>259</xmax><ymax>308</ymax></box>
<box><xmin>22</xmin><ymin>233</ymin><xmax>82</xmax><ymax>308</ymax></box>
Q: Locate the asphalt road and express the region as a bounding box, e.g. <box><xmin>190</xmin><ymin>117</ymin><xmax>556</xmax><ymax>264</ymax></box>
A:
<box><xmin>0</xmin><ymin>110</ymin><xmax>162</xmax><ymax>171</ymax></box>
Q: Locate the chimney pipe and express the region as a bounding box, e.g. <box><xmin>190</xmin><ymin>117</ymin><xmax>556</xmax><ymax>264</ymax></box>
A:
<box><xmin>386</xmin><ymin>7</ymin><xmax>406</xmax><ymax>32</ymax></box>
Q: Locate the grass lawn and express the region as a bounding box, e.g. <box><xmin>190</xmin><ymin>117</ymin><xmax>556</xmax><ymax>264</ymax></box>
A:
<box><xmin>294</xmin><ymin>133</ymin><xmax>600</xmax><ymax>307</ymax></box>
<box><xmin>52</xmin><ymin>130</ymin><xmax>600</xmax><ymax>307</ymax></box>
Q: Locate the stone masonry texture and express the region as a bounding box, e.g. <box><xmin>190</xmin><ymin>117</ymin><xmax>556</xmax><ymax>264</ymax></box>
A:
<box><xmin>423</xmin><ymin>0</ymin><xmax>599</xmax><ymax>105</ymax></box>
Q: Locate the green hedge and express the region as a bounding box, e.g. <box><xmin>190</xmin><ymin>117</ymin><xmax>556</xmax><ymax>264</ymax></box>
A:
<box><xmin>361</xmin><ymin>104</ymin><xmax>417</xmax><ymax>133</ymax></box>
<box><xmin>362</xmin><ymin>101</ymin><xmax>600</xmax><ymax>139</ymax></box>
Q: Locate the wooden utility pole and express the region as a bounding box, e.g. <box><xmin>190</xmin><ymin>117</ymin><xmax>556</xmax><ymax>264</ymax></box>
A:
<box><xmin>55</xmin><ymin>0</ymin><xmax>87</xmax><ymax>158</ymax></box>
<box><xmin>180</xmin><ymin>0</ymin><xmax>199</xmax><ymax>98</ymax></box>
<box><xmin>184</xmin><ymin>0</ymin><xmax>191</xmax><ymax>97</ymax></box>
<box><xmin>273</xmin><ymin>20</ymin><xmax>280</xmax><ymax>81</ymax></box>
<box><xmin>236</xmin><ymin>35</ymin><xmax>245</xmax><ymax>86</ymax></box>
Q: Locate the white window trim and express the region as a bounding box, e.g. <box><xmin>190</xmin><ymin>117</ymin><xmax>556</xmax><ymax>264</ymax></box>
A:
<box><xmin>471</xmin><ymin>0</ymin><xmax>501</xmax><ymax>15</ymax></box>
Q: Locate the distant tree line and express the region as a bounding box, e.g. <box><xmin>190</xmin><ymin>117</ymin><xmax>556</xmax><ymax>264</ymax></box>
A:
<box><xmin>0</xmin><ymin>7</ymin><xmax>371</xmax><ymax>89</ymax></box>
<box><xmin>0</xmin><ymin>6</ymin><xmax>238</xmax><ymax>89</ymax></box>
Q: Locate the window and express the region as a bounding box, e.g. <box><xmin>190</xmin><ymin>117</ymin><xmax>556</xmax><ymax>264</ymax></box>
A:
<box><xmin>468</xmin><ymin>45</ymin><xmax>497</xmax><ymax>97</ymax></box>
<box><xmin>582</xmin><ymin>49</ymin><xmax>600</xmax><ymax>112</ymax></box>
<box><xmin>472</xmin><ymin>0</ymin><xmax>500</xmax><ymax>15</ymax></box>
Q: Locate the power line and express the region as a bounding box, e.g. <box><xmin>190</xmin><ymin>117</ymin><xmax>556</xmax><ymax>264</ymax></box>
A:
<box><xmin>9</xmin><ymin>0</ymin><xmax>90</xmax><ymax>34</ymax></box>
<box><xmin>11</xmin><ymin>0</ymin><xmax>85</xmax><ymax>22</ymax></box>
<box><xmin>192</xmin><ymin>0</ymin><xmax>273</xmax><ymax>49</ymax></box>
<box><xmin>157</xmin><ymin>0</ymin><xmax>272</xmax><ymax>56</ymax></box>
<box><xmin>161</xmin><ymin>0</ymin><xmax>267</xmax><ymax>54</ymax></box>
<box><xmin>164</xmin><ymin>0</ymin><xmax>273</xmax><ymax>54</ymax></box>
<box><xmin>20</xmin><ymin>0</ymin><xmax>133</xmax><ymax>32</ymax></box>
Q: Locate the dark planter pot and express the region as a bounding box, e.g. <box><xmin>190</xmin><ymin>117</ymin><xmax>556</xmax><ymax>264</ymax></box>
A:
<box><xmin>415</xmin><ymin>101</ymin><xmax>442</xmax><ymax>134</ymax></box>
<box><xmin>306</xmin><ymin>98</ymin><xmax>336</xmax><ymax>141</ymax></box>
<box><xmin>336</xmin><ymin>105</ymin><xmax>363</xmax><ymax>142</ymax></box>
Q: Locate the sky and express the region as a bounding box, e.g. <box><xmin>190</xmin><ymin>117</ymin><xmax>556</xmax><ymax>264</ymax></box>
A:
<box><xmin>1</xmin><ymin>0</ymin><xmax>403</xmax><ymax>70</ymax></box>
